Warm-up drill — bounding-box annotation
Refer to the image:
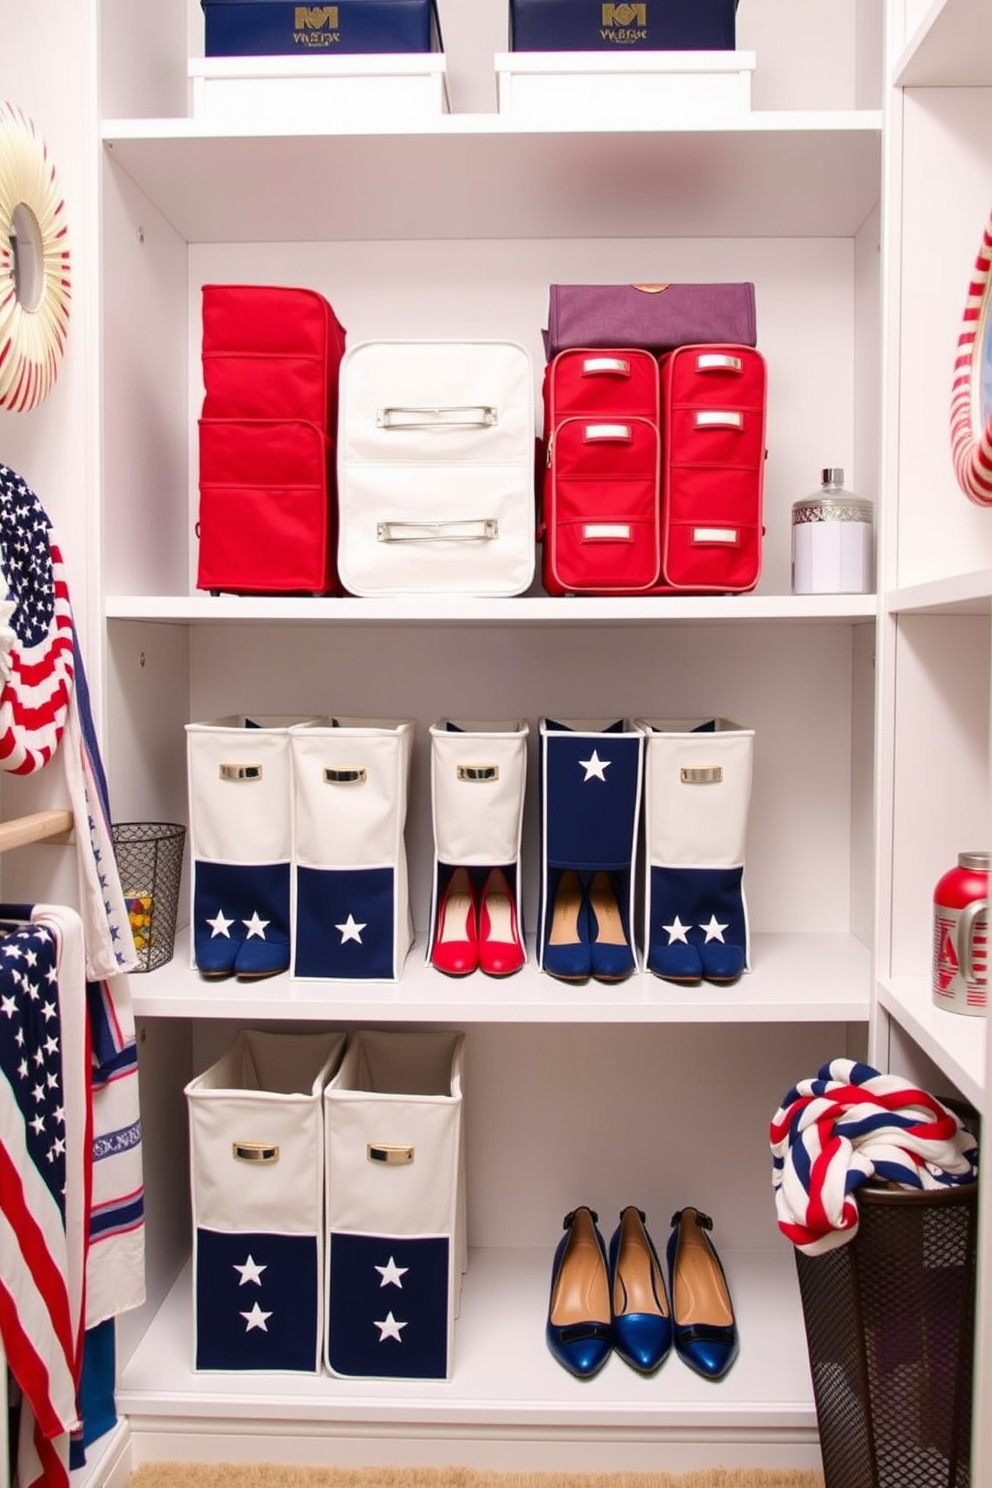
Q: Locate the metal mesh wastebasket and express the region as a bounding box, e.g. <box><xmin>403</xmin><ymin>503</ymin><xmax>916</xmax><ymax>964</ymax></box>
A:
<box><xmin>112</xmin><ymin>821</ymin><xmax>186</xmax><ymax>972</ymax></box>
<box><xmin>794</xmin><ymin>1183</ymin><xmax>978</xmax><ymax>1488</ymax></box>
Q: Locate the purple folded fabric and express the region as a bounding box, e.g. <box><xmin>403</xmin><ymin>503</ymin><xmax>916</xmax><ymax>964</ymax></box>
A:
<box><xmin>544</xmin><ymin>282</ymin><xmax>757</xmax><ymax>359</ymax></box>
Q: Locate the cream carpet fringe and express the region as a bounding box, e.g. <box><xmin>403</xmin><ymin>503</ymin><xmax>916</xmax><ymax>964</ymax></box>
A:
<box><xmin>127</xmin><ymin>1466</ymin><xmax>824</xmax><ymax>1488</ymax></box>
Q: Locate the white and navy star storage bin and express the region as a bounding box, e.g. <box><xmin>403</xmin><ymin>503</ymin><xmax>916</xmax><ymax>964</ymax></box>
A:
<box><xmin>290</xmin><ymin>717</ymin><xmax>415</xmax><ymax>981</ymax></box>
<box><xmin>428</xmin><ymin>717</ymin><xmax>529</xmax><ymax>960</ymax></box>
<box><xmin>186</xmin><ymin>714</ymin><xmax>317</xmax><ymax>979</ymax></box>
<box><xmin>185</xmin><ymin>1028</ymin><xmax>347</xmax><ymax>1372</ymax></box>
<box><xmin>538</xmin><ymin>717</ymin><xmax>644</xmax><ymax>970</ymax></box>
<box><xmin>323</xmin><ymin>1028</ymin><xmax>466</xmax><ymax>1381</ymax></box>
<box><xmin>636</xmin><ymin>717</ymin><xmax>753</xmax><ymax>984</ymax></box>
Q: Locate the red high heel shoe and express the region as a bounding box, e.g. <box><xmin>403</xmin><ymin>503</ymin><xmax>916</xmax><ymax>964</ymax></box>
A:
<box><xmin>478</xmin><ymin>866</ymin><xmax>526</xmax><ymax>977</ymax></box>
<box><xmin>431</xmin><ymin>867</ymin><xmax>478</xmax><ymax>976</ymax></box>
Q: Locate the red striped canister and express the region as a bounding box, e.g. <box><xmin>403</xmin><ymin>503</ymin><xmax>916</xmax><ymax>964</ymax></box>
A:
<box><xmin>933</xmin><ymin>852</ymin><xmax>989</xmax><ymax>1016</ymax></box>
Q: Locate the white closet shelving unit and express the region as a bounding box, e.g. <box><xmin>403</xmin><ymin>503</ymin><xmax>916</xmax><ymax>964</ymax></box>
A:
<box><xmin>4</xmin><ymin>0</ymin><xmax>992</xmax><ymax>1480</ymax></box>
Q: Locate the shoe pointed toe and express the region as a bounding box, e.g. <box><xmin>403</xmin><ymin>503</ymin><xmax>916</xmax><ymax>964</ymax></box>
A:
<box><xmin>608</xmin><ymin>1206</ymin><xmax>672</xmax><ymax>1374</ymax></box>
<box><xmin>611</xmin><ymin>1312</ymin><xmax>672</xmax><ymax>1375</ymax></box>
<box><xmin>676</xmin><ymin>1327</ymin><xmax>739</xmax><ymax>1380</ymax></box>
<box><xmin>545</xmin><ymin>1320</ymin><xmax>613</xmax><ymax>1379</ymax></box>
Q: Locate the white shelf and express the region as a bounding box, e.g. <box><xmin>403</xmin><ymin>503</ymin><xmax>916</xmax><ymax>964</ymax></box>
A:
<box><xmin>101</xmin><ymin>111</ymin><xmax>881</xmax><ymax>242</ymax></box>
<box><xmin>894</xmin><ymin>0</ymin><xmax>992</xmax><ymax>87</ymax></box>
<box><xmin>117</xmin><ymin>1246</ymin><xmax>816</xmax><ymax>1435</ymax></box>
<box><xmin>106</xmin><ymin>592</ymin><xmax>878</xmax><ymax>625</ymax></box>
<box><xmin>877</xmin><ymin>975</ymin><xmax>986</xmax><ymax>1108</ymax></box>
<box><xmin>887</xmin><ymin>570</ymin><xmax>992</xmax><ymax>615</ymax></box>
<box><xmin>131</xmin><ymin>929</ymin><xmax>869</xmax><ymax>1023</ymax></box>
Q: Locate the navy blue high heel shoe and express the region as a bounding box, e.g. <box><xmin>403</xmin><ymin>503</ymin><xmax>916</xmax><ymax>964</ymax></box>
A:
<box><xmin>546</xmin><ymin>1207</ymin><xmax>613</xmax><ymax>1379</ymax></box>
<box><xmin>588</xmin><ymin>871</ymin><xmax>636</xmax><ymax>983</ymax></box>
<box><xmin>608</xmin><ymin>1206</ymin><xmax>672</xmax><ymax>1374</ymax></box>
<box><xmin>666</xmin><ymin>1207</ymin><xmax>739</xmax><ymax>1380</ymax></box>
<box><xmin>543</xmin><ymin>870</ymin><xmax>591</xmax><ymax>983</ymax></box>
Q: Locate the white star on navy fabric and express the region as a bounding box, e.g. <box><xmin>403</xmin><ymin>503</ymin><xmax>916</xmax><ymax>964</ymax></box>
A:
<box><xmin>578</xmin><ymin>750</ymin><xmax>610</xmax><ymax>782</ymax></box>
<box><xmin>240</xmin><ymin>1301</ymin><xmax>272</xmax><ymax>1332</ymax></box>
<box><xmin>207</xmin><ymin>909</ymin><xmax>234</xmax><ymax>938</ymax></box>
<box><xmin>375</xmin><ymin>1256</ymin><xmax>408</xmax><ymax>1288</ymax></box>
<box><xmin>373</xmin><ymin>1310</ymin><xmax>407</xmax><ymax>1342</ymax></box>
<box><xmin>233</xmin><ymin>1254</ymin><xmax>266</xmax><ymax>1286</ymax></box>
<box><xmin>663</xmin><ymin>915</ymin><xmax>691</xmax><ymax>945</ymax></box>
<box><xmin>700</xmin><ymin>914</ymin><xmax>728</xmax><ymax>943</ymax></box>
<box><xmin>242</xmin><ymin>911</ymin><xmax>270</xmax><ymax>940</ymax></box>
<box><xmin>0</xmin><ymin>924</ymin><xmax>67</xmax><ymax>1199</ymax></box>
<box><xmin>336</xmin><ymin>914</ymin><xmax>366</xmax><ymax>945</ymax></box>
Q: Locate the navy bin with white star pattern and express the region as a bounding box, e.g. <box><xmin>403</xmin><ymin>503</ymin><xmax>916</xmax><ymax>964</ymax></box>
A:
<box><xmin>538</xmin><ymin>718</ymin><xmax>644</xmax><ymax>971</ymax></box>
<box><xmin>290</xmin><ymin>719</ymin><xmax>415</xmax><ymax>981</ymax></box>
<box><xmin>186</xmin><ymin>715</ymin><xmax>319</xmax><ymax>980</ymax></box>
<box><xmin>324</xmin><ymin>1029</ymin><xmax>466</xmax><ymax>1380</ymax></box>
<box><xmin>185</xmin><ymin>1029</ymin><xmax>347</xmax><ymax>1371</ymax></box>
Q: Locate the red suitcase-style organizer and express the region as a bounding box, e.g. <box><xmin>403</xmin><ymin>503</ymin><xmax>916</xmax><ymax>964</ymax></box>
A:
<box><xmin>196</xmin><ymin>284</ymin><xmax>346</xmax><ymax>595</ymax></box>
<box><xmin>659</xmin><ymin>343</ymin><xmax>766</xmax><ymax>594</ymax></box>
<box><xmin>539</xmin><ymin>348</ymin><xmax>662</xmax><ymax>595</ymax></box>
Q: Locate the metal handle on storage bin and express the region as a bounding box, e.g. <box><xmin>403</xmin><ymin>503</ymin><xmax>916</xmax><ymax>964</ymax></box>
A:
<box><xmin>584</xmin><ymin>523</ymin><xmax>631</xmax><ymax>541</ymax></box>
<box><xmin>233</xmin><ymin>1141</ymin><xmax>279</xmax><ymax>1163</ymax></box>
<box><xmin>368</xmin><ymin>1143</ymin><xmax>415</xmax><ymax>1165</ymax></box>
<box><xmin>323</xmin><ymin>766</ymin><xmax>367</xmax><ymax>785</ymax></box>
<box><xmin>694</xmin><ymin>410</ymin><xmax>744</xmax><ymax>429</ymax></box>
<box><xmin>376</xmin><ymin>404</ymin><xmax>497</xmax><ymax>429</ymax></box>
<box><xmin>680</xmin><ymin>766</ymin><xmax>724</xmax><ymax>784</ymax></box>
<box><xmin>696</xmin><ymin>353</ymin><xmax>743</xmax><ymax>373</ymax></box>
<box><xmin>692</xmin><ymin>527</ymin><xmax>739</xmax><ymax>545</ymax></box>
<box><xmin>582</xmin><ymin>356</ymin><xmax>630</xmax><ymax>376</ymax></box>
<box><xmin>958</xmin><ymin>898</ymin><xmax>989</xmax><ymax>983</ymax></box>
<box><xmin>584</xmin><ymin>423</ymin><xmax>632</xmax><ymax>442</ymax></box>
<box><xmin>219</xmin><ymin>763</ymin><xmax>263</xmax><ymax>782</ymax></box>
<box><xmin>377</xmin><ymin>518</ymin><xmax>499</xmax><ymax>543</ymax></box>
<box><xmin>457</xmin><ymin>764</ymin><xmax>499</xmax><ymax>782</ymax></box>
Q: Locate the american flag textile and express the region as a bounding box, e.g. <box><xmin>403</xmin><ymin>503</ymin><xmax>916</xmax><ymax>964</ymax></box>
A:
<box><xmin>770</xmin><ymin>1057</ymin><xmax>980</xmax><ymax>1256</ymax></box>
<box><xmin>0</xmin><ymin>463</ymin><xmax>74</xmax><ymax>775</ymax></box>
<box><xmin>0</xmin><ymin>904</ymin><xmax>90</xmax><ymax>1488</ymax></box>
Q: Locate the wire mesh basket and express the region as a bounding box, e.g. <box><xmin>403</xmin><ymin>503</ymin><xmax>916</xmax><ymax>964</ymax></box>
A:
<box><xmin>794</xmin><ymin>1182</ymin><xmax>978</xmax><ymax>1488</ymax></box>
<box><xmin>112</xmin><ymin>821</ymin><xmax>186</xmax><ymax>972</ymax></box>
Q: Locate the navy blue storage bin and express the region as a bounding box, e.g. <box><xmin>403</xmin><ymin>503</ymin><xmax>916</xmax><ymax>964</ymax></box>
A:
<box><xmin>509</xmin><ymin>0</ymin><xmax>737</xmax><ymax>52</ymax></box>
<box><xmin>202</xmin><ymin>0</ymin><xmax>442</xmax><ymax>57</ymax></box>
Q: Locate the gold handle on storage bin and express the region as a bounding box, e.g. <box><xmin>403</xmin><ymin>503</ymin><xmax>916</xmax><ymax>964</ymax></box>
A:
<box><xmin>219</xmin><ymin>763</ymin><xmax>263</xmax><ymax>782</ymax></box>
<box><xmin>680</xmin><ymin>766</ymin><xmax>724</xmax><ymax>785</ymax></box>
<box><xmin>457</xmin><ymin>764</ymin><xmax>499</xmax><ymax>782</ymax></box>
<box><xmin>323</xmin><ymin>766</ymin><xmax>367</xmax><ymax>785</ymax></box>
<box><xmin>368</xmin><ymin>1143</ymin><xmax>414</xmax><ymax>1165</ymax></box>
<box><xmin>233</xmin><ymin>1141</ymin><xmax>279</xmax><ymax>1163</ymax></box>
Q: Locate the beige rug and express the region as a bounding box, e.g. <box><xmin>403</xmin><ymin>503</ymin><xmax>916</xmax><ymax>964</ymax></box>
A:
<box><xmin>127</xmin><ymin>1467</ymin><xmax>824</xmax><ymax>1488</ymax></box>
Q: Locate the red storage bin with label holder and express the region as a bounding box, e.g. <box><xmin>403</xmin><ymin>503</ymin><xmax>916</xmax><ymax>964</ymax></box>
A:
<box><xmin>658</xmin><ymin>343</ymin><xmax>766</xmax><ymax>593</ymax></box>
<box><xmin>539</xmin><ymin>348</ymin><xmax>662</xmax><ymax>595</ymax></box>
<box><xmin>197</xmin><ymin>418</ymin><xmax>336</xmax><ymax>594</ymax></box>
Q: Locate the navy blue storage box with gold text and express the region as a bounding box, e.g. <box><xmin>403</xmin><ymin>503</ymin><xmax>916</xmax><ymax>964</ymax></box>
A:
<box><xmin>202</xmin><ymin>0</ymin><xmax>442</xmax><ymax>56</ymax></box>
<box><xmin>509</xmin><ymin>0</ymin><xmax>737</xmax><ymax>52</ymax></box>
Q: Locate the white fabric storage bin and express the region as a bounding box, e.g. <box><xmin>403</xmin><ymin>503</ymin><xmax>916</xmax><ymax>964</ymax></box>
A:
<box><xmin>637</xmin><ymin>716</ymin><xmax>754</xmax><ymax>984</ymax></box>
<box><xmin>186</xmin><ymin>714</ymin><xmax>317</xmax><ymax>979</ymax></box>
<box><xmin>538</xmin><ymin>717</ymin><xmax>644</xmax><ymax>970</ymax></box>
<box><xmin>337</xmin><ymin>339</ymin><xmax>536</xmax><ymax>597</ymax></box>
<box><xmin>323</xmin><ymin>1027</ymin><xmax>466</xmax><ymax>1381</ymax></box>
<box><xmin>290</xmin><ymin>717</ymin><xmax>415</xmax><ymax>980</ymax></box>
<box><xmin>185</xmin><ymin>1028</ymin><xmax>347</xmax><ymax>1372</ymax></box>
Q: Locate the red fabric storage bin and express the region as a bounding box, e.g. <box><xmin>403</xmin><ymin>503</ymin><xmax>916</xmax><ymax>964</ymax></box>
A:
<box><xmin>196</xmin><ymin>418</ymin><xmax>336</xmax><ymax>595</ymax></box>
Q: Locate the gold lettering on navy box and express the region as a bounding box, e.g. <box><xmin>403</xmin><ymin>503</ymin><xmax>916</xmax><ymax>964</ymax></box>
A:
<box><xmin>600</xmin><ymin>1</ymin><xmax>648</xmax><ymax>43</ymax></box>
<box><xmin>294</xmin><ymin>5</ymin><xmax>340</xmax><ymax>45</ymax></box>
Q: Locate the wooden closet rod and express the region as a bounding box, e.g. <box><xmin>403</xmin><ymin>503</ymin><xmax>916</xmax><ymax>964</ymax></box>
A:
<box><xmin>0</xmin><ymin>809</ymin><xmax>74</xmax><ymax>854</ymax></box>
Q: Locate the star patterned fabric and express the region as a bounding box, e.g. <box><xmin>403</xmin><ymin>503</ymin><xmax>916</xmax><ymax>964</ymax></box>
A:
<box><xmin>327</xmin><ymin>1233</ymin><xmax>450</xmax><ymax>1379</ymax></box>
<box><xmin>194</xmin><ymin>1229</ymin><xmax>321</xmax><ymax>1371</ymax></box>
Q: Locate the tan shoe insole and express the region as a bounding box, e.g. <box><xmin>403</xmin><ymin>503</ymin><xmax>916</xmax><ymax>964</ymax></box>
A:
<box><xmin>614</xmin><ymin>1213</ymin><xmax>667</xmax><ymax>1318</ymax></box>
<box><xmin>483</xmin><ymin>877</ymin><xmax>514</xmax><ymax>942</ymax></box>
<box><xmin>548</xmin><ymin>870</ymin><xmax>584</xmax><ymax>947</ymax></box>
<box><xmin>589</xmin><ymin>871</ymin><xmax>625</xmax><ymax>946</ymax></box>
<box><xmin>550</xmin><ymin>1212</ymin><xmax>610</xmax><ymax>1326</ymax></box>
<box><xmin>671</xmin><ymin>1216</ymin><xmax>734</xmax><ymax>1327</ymax></box>
<box><xmin>437</xmin><ymin>868</ymin><xmax>473</xmax><ymax>943</ymax></box>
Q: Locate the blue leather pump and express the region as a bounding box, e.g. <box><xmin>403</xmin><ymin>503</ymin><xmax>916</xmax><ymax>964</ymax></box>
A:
<box><xmin>666</xmin><ymin>1207</ymin><xmax>739</xmax><ymax>1380</ymax></box>
<box><xmin>608</xmin><ymin>1206</ymin><xmax>672</xmax><ymax>1373</ymax></box>
<box><xmin>545</xmin><ymin>1207</ymin><xmax>613</xmax><ymax>1378</ymax></box>
<box><xmin>588</xmin><ymin>871</ymin><xmax>636</xmax><ymax>982</ymax></box>
<box><xmin>543</xmin><ymin>870</ymin><xmax>591</xmax><ymax>983</ymax></box>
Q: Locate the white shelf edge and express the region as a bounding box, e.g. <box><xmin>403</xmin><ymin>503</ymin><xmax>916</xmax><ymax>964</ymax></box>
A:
<box><xmin>106</xmin><ymin>593</ymin><xmax>878</xmax><ymax>625</ymax></box>
<box><xmin>893</xmin><ymin>0</ymin><xmax>992</xmax><ymax>87</ymax></box>
<box><xmin>101</xmin><ymin>108</ymin><xmax>882</xmax><ymax>143</ymax></box>
<box><xmin>117</xmin><ymin>1247</ymin><xmax>817</xmax><ymax>1433</ymax></box>
<box><xmin>886</xmin><ymin>570</ymin><xmax>992</xmax><ymax>614</ymax></box>
<box><xmin>131</xmin><ymin>929</ymin><xmax>869</xmax><ymax>1023</ymax></box>
<box><xmin>877</xmin><ymin>975</ymin><xmax>986</xmax><ymax>1107</ymax></box>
